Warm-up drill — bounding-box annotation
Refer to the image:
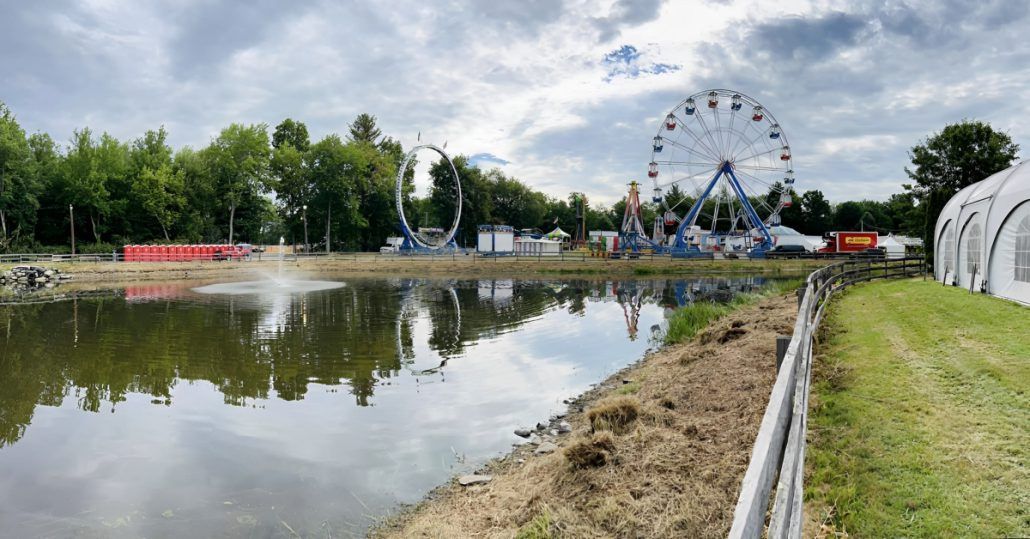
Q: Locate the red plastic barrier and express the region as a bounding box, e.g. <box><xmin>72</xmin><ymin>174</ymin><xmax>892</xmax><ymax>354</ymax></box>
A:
<box><xmin>120</xmin><ymin>243</ymin><xmax>262</xmax><ymax>262</ymax></box>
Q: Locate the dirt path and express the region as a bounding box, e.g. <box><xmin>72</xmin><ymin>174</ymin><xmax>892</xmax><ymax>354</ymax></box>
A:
<box><xmin>374</xmin><ymin>292</ymin><xmax>797</xmax><ymax>538</ymax></box>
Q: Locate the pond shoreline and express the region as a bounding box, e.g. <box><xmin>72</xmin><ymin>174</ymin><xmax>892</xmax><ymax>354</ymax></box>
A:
<box><xmin>372</xmin><ymin>290</ymin><xmax>798</xmax><ymax>538</ymax></box>
<box><xmin>2</xmin><ymin>257</ymin><xmax>828</xmax><ymax>286</ymax></box>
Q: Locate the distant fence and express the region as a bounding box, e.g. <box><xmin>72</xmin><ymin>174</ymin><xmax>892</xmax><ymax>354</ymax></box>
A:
<box><xmin>729</xmin><ymin>256</ymin><xmax>927</xmax><ymax>538</ymax></box>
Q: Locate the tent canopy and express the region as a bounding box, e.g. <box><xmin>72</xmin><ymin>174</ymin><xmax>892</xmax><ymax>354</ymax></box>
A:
<box><xmin>546</xmin><ymin>227</ymin><xmax>571</xmax><ymax>239</ymax></box>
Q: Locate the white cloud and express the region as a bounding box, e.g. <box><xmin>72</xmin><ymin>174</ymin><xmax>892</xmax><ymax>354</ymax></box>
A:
<box><xmin>0</xmin><ymin>0</ymin><xmax>1027</xmax><ymax>207</ymax></box>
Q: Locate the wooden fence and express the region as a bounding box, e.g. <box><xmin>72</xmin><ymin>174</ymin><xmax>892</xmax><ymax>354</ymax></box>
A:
<box><xmin>729</xmin><ymin>256</ymin><xmax>927</xmax><ymax>538</ymax></box>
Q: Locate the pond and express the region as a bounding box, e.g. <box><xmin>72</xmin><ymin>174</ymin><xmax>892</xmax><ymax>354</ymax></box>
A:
<box><xmin>0</xmin><ymin>275</ymin><xmax>780</xmax><ymax>538</ymax></box>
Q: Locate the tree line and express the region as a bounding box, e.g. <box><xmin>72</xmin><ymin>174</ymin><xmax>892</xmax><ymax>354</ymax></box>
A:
<box><xmin>0</xmin><ymin>99</ymin><xmax>1017</xmax><ymax>254</ymax></box>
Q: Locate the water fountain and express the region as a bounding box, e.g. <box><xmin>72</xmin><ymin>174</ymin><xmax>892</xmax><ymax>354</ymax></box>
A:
<box><xmin>192</xmin><ymin>237</ymin><xmax>344</xmax><ymax>295</ymax></box>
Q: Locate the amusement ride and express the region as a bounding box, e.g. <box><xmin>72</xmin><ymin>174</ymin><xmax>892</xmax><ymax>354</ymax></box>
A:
<box><xmin>633</xmin><ymin>89</ymin><xmax>796</xmax><ymax>257</ymax></box>
<box><xmin>395</xmin><ymin>143</ymin><xmax>462</xmax><ymax>252</ymax></box>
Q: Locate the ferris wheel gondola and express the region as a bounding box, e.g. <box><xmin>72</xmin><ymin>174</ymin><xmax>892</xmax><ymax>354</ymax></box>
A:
<box><xmin>647</xmin><ymin>89</ymin><xmax>795</xmax><ymax>256</ymax></box>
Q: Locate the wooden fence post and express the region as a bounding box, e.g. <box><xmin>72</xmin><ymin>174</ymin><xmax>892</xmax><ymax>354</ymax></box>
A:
<box><xmin>776</xmin><ymin>336</ymin><xmax>791</xmax><ymax>371</ymax></box>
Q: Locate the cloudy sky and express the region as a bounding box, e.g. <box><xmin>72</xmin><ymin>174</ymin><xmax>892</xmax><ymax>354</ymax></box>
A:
<box><xmin>2</xmin><ymin>0</ymin><xmax>1028</xmax><ymax>204</ymax></box>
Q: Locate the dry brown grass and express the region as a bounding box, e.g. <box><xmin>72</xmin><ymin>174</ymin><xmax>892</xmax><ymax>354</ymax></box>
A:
<box><xmin>563</xmin><ymin>432</ymin><xmax>617</xmax><ymax>469</ymax></box>
<box><xmin>374</xmin><ymin>291</ymin><xmax>798</xmax><ymax>539</ymax></box>
<box><xmin>586</xmin><ymin>396</ymin><xmax>640</xmax><ymax>434</ymax></box>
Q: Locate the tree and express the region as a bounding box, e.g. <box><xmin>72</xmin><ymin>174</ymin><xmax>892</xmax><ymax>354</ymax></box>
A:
<box><xmin>799</xmin><ymin>190</ymin><xmax>832</xmax><ymax>235</ymax></box>
<box><xmin>884</xmin><ymin>192</ymin><xmax>922</xmax><ymax>236</ymax></box>
<box><xmin>0</xmin><ymin>103</ymin><xmax>41</xmax><ymax>250</ymax></box>
<box><xmin>130</xmin><ymin>127</ymin><xmax>173</xmax><ymax>173</ymax></box>
<box><xmin>270</xmin><ymin>143</ymin><xmax>308</xmax><ymax>240</ymax></box>
<box><xmin>63</xmin><ymin>129</ymin><xmax>129</xmax><ymax>244</ymax></box>
<box><xmin>173</xmin><ymin>147</ymin><xmax>217</xmax><ymax>242</ymax></box>
<box><xmin>904</xmin><ymin>120</ymin><xmax>1019</xmax><ymax>255</ymax></box>
<box><xmin>132</xmin><ymin>164</ymin><xmax>185</xmax><ymax>241</ymax></box>
<box><xmin>306</xmin><ymin>134</ymin><xmax>362</xmax><ymax>249</ymax></box>
<box><xmin>348</xmin><ymin>113</ymin><xmax>382</xmax><ymax>144</ymax></box>
<box><xmin>27</xmin><ymin>133</ymin><xmax>61</xmax><ymax>246</ymax></box>
<box><xmin>430</xmin><ymin>155</ymin><xmax>490</xmax><ymax>246</ymax></box>
<box><xmin>120</xmin><ymin>128</ymin><xmax>176</xmax><ymax>241</ymax></box>
<box><xmin>832</xmin><ymin>201</ymin><xmax>864</xmax><ymax>231</ymax></box>
<box><xmin>205</xmin><ymin>124</ymin><xmax>271</xmax><ymax>243</ymax></box>
<box><xmin>272</xmin><ymin>118</ymin><xmax>310</xmax><ymax>152</ymax></box>
<box><xmin>488</xmin><ymin>171</ymin><xmax>547</xmax><ymax>230</ymax></box>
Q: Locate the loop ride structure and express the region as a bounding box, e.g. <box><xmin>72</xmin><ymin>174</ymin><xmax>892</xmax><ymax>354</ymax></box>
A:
<box><xmin>395</xmin><ymin>144</ymin><xmax>462</xmax><ymax>252</ymax></box>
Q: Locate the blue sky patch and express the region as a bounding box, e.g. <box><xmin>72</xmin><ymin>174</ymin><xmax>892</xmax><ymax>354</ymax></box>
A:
<box><xmin>468</xmin><ymin>152</ymin><xmax>512</xmax><ymax>168</ymax></box>
<box><xmin>602</xmin><ymin>44</ymin><xmax>680</xmax><ymax>82</ymax></box>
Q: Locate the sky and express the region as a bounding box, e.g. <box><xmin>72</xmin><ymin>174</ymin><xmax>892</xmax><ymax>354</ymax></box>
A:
<box><xmin>1</xmin><ymin>0</ymin><xmax>1028</xmax><ymax>205</ymax></box>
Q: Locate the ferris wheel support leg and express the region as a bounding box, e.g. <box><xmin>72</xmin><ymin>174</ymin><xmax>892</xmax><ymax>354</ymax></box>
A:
<box><xmin>674</xmin><ymin>168</ymin><xmax>726</xmax><ymax>250</ymax></box>
<box><xmin>724</xmin><ymin>167</ymin><xmax>774</xmax><ymax>249</ymax></box>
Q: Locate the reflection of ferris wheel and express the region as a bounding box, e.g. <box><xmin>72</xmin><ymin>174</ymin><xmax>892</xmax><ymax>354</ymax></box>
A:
<box><xmin>648</xmin><ymin>89</ymin><xmax>795</xmax><ymax>254</ymax></box>
<box><xmin>396</xmin><ymin>144</ymin><xmax>462</xmax><ymax>251</ymax></box>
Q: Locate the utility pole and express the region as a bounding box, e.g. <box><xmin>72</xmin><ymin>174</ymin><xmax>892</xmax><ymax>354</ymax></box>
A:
<box><xmin>69</xmin><ymin>204</ymin><xmax>76</xmax><ymax>255</ymax></box>
<box><xmin>303</xmin><ymin>204</ymin><xmax>308</xmax><ymax>254</ymax></box>
<box><xmin>326</xmin><ymin>202</ymin><xmax>331</xmax><ymax>255</ymax></box>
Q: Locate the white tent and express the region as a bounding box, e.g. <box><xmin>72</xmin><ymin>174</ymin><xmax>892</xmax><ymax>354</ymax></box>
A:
<box><xmin>879</xmin><ymin>235</ymin><xmax>906</xmax><ymax>259</ymax></box>
<box><xmin>934</xmin><ymin>160</ymin><xmax>1030</xmax><ymax>304</ymax></box>
<box><xmin>546</xmin><ymin>227</ymin><xmax>571</xmax><ymax>240</ymax></box>
<box><xmin>515</xmin><ymin>236</ymin><xmax>562</xmax><ymax>255</ymax></box>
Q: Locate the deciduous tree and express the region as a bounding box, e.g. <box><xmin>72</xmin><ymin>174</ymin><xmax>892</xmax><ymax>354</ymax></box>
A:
<box><xmin>904</xmin><ymin>120</ymin><xmax>1019</xmax><ymax>254</ymax></box>
<box><xmin>205</xmin><ymin>124</ymin><xmax>271</xmax><ymax>243</ymax></box>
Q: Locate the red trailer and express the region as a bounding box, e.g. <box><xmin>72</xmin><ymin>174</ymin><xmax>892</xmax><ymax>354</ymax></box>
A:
<box><xmin>819</xmin><ymin>231</ymin><xmax>878</xmax><ymax>253</ymax></box>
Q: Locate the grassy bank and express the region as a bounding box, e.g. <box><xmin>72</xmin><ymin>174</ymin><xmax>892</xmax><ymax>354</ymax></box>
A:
<box><xmin>664</xmin><ymin>278</ymin><xmax>804</xmax><ymax>344</ymax></box>
<box><xmin>807</xmin><ymin>279</ymin><xmax>1029</xmax><ymax>537</ymax></box>
<box><xmin>375</xmin><ymin>287</ymin><xmax>801</xmax><ymax>538</ymax></box>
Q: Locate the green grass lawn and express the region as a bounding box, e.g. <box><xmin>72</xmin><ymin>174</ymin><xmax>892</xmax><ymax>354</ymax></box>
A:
<box><xmin>806</xmin><ymin>279</ymin><xmax>1029</xmax><ymax>537</ymax></box>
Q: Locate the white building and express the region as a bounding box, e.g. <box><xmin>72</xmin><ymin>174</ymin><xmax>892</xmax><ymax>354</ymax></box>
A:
<box><xmin>515</xmin><ymin>236</ymin><xmax>562</xmax><ymax>255</ymax></box>
<box><xmin>934</xmin><ymin>160</ymin><xmax>1030</xmax><ymax>304</ymax></box>
<box><xmin>477</xmin><ymin>225</ymin><xmax>515</xmax><ymax>254</ymax></box>
<box><xmin>589</xmin><ymin>231</ymin><xmax>618</xmax><ymax>252</ymax></box>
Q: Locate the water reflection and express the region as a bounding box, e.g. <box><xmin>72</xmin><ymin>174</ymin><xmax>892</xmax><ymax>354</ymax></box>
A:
<box><xmin>0</xmin><ymin>275</ymin><xmax>776</xmax><ymax>537</ymax></box>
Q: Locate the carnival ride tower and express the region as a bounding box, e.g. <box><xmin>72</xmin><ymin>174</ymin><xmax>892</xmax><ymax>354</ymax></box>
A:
<box><xmin>572</xmin><ymin>193</ymin><xmax>588</xmax><ymax>248</ymax></box>
<box><xmin>619</xmin><ymin>181</ymin><xmax>651</xmax><ymax>253</ymax></box>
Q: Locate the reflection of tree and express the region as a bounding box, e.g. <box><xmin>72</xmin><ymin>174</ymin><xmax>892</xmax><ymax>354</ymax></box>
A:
<box><xmin>0</xmin><ymin>280</ymin><xmax>566</xmax><ymax>447</ymax></box>
<box><xmin>0</xmin><ymin>276</ymin><xmax>777</xmax><ymax>448</ymax></box>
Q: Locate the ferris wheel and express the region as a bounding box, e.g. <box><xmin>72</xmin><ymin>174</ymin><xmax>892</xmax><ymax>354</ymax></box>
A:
<box><xmin>648</xmin><ymin>89</ymin><xmax>795</xmax><ymax>253</ymax></box>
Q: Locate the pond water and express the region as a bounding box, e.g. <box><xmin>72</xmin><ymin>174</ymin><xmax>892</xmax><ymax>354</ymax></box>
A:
<box><xmin>0</xmin><ymin>275</ymin><xmax>780</xmax><ymax>538</ymax></box>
